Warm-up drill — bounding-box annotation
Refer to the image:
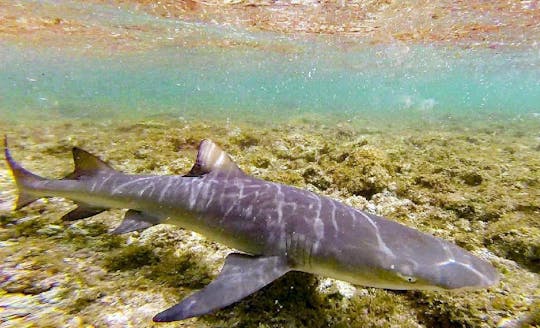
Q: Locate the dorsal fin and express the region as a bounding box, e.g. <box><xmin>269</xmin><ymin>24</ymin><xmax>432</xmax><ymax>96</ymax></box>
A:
<box><xmin>65</xmin><ymin>147</ymin><xmax>115</xmax><ymax>179</ymax></box>
<box><xmin>186</xmin><ymin>139</ymin><xmax>243</xmax><ymax>177</ymax></box>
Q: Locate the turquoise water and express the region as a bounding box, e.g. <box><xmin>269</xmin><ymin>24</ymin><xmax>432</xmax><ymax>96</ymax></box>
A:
<box><xmin>1</xmin><ymin>2</ymin><xmax>539</xmax><ymax>121</ymax></box>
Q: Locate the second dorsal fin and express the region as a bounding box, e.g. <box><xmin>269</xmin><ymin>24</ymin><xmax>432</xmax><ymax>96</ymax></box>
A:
<box><xmin>186</xmin><ymin>139</ymin><xmax>243</xmax><ymax>177</ymax></box>
<box><xmin>64</xmin><ymin>147</ymin><xmax>115</xmax><ymax>180</ymax></box>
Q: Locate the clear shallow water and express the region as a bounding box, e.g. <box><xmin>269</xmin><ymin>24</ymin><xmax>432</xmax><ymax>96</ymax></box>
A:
<box><xmin>1</xmin><ymin>1</ymin><xmax>539</xmax><ymax>122</ymax></box>
<box><xmin>1</xmin><ymin>3</ymin><xmax>540</xmax><ymax>327</ymax></box>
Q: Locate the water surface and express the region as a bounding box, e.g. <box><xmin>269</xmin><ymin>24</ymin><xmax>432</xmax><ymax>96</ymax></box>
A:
<box><xmin>1</xmin><ymin>0</ymin><xmax>539</xmax><ymax>122</ymax></box>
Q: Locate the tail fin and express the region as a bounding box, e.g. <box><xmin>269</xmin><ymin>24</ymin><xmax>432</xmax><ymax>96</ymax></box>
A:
<box><xmin>4</xmin><ymin>136</ymin><xmax>46</xmax><ymax>210</ymax></box>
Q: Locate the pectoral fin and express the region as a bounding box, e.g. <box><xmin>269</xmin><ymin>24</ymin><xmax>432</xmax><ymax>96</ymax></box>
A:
<box><xmin>153</xmin><ymin>253</ymin><xmax>290</xmax><ymax>322</ymax></box>
<box><xmin>111</xmin><ymin>209</ymin><xmax>161</xmax><ymax>234</ymax></box>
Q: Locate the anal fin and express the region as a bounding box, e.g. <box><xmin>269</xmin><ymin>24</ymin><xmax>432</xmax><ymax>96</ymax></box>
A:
<box><xmin>111</xmin><ymin>209</ymin><xmax>162</xmax><ymax>234</ymax></box>
<box><xmin>153</xmin><ymin>253</ymin><xmax>290</xmax><ymax>322</ymax></box>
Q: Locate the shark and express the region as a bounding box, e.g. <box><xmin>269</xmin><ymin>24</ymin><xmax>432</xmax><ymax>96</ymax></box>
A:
<box><xmin>3</xmin><ymin>137</ymin><xmax>499</xmax><ymax>322</ymax></box>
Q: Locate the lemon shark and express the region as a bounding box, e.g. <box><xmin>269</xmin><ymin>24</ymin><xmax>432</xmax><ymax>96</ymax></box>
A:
<box><xmin>3</xmin><ymin>137</ymin><xmax>499</xmax><ymax>322</ymax></box>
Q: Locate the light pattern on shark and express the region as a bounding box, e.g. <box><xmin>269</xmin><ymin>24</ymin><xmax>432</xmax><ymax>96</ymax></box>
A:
<box><xmin>3</xmin><ymin>137</ymin><xmax>499</xmax><ymax>322</ymax></box>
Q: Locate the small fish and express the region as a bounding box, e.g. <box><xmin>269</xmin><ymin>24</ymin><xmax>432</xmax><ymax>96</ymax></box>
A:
<box><xmin>3</xmin><ymin>137</ymin><xmax>499</xmax><ymax>322</ymax></box>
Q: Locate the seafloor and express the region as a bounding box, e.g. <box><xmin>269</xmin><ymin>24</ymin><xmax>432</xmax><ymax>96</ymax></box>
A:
<box><xmin>0</xmin><ymin>114</ymin><xmax>538</xmax><ymax>327</ymax></box>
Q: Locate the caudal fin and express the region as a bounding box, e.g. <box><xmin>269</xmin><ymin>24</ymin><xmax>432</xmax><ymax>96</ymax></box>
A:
<box><xmin>4</xmin><ymin>136</ymin><xmax>45</xmax><ymax>210</ymax></box>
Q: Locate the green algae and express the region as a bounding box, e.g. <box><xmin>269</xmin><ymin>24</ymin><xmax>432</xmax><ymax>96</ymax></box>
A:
<box><xmin>206</xmin><ymin>275</ymin><xmax>420</xmax><ymax>328</ymax></box>
<box><xmin>146</xmin><ymin>250</ymin><xmax>212</xmax><ymax>289</ymax></box>
<box><xmin>485</xmin><ymin>213</ymin><xmax>540</xmax><ymax>273</ymax></box>
<box><xmin>304</xmin><ymin>141</ymin><xmax>395</xmax><ymax>198</ymax></box>
<box><xmin>104</xmin><ymin>243</ymin><xmax>212</xmax><ymax>289</ymax></box>
<box><xmin>13</xmin><ymin>218</ymin><xmax>45</xmax><ymax>238</ymax></box>
<box><xmin>230</xmin><ymin>131</ymin><xmax>261</xmax><ymax>149</ymax></box>
<box><xmin>0</xmin><ymin>116</ymin><xmax>539</xmax><ymax>327</ymax></box>
<box><xmin>413</xmin><ymin>291</ymin><xmax>497</xmax><ymax>327</ymax></box>
<box><xmin>67</xmin><ymin>289</ymin><xmax>103</xmax><ymax>314</ymax></box>
<box><xmin>104</xmin><ymin>244</ymin><xmax>159</xmax><ymax>271</ymax></box>
<box><xmin>338</xmin><ymin>290</ymin><xmax>419</xmax><ymax>328</ymax></box>
<box><xmin>0</xmin><ymin>203</ymin><xmax>65</xmax><ymax>239</ymax></box>
<box><xmin>525</xmin><ymin>300</ymin><xmax>540</xmax><ymax>326</ymax></box>
<box><xmin>64</xmin><ymin>220</ymin><xmax>123</xmax><ymax>251</ymax></box>
<box><xmin>302</xmin><ymin>166</ymin><xmax>331</xmax><ymax>191</ymax></box>
<box><xmin>205</xmin><ymin>272</ymin><xmax>328</xmax><ymax>327</ymax></box>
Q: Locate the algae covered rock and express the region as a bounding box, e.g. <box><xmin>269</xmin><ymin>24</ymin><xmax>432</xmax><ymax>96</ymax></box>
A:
<box><xmin>303</xmin><ymin>166</ymin><xmax>332</xmax><ymax>191</ymax></box>
<box><xmin>485</xmin><ymin>213</ymin><xmax>540</xmax><ymax>272</ymax></box>
<box><xmin>330</xmin><ymin>146</ymin><xmax>393</xmax><ymax>198</ymax></box>
<box><xmin>0</xmin><ymin>118</ymin><xmax>539</xmax><ymax>328</ymax></box>
<box><xmin>104</xmin><ymin>244</ymin><xmax>159</xmax><ymax>271</ymax></box>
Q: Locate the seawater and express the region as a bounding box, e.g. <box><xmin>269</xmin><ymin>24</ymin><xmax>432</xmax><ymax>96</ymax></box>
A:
<box><xmin>0</xmin><ymin>2</ymin><xmax>539</xmax><ymax>123</ymax></box>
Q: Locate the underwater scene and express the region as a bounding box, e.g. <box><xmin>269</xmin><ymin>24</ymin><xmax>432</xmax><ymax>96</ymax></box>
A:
<box><xmin>0</xmin><ymin>0</ymin><xmax>539</xmax><ymax>327</ymax></box>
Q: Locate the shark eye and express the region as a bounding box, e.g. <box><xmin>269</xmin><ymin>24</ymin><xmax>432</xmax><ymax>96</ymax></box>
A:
<box><xmin>406</xmin><ymin>276</ymin><xmax>417</xmax><ymax>283</ymax></box>
<box><xmin>396</xmin><ymin>272</ymin><xmax>417</xmax><ymax>283</ymax></box>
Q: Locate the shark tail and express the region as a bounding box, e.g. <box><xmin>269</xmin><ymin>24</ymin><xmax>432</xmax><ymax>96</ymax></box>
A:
<box><xmin>3</xmin><ymin>136</ymin><xmax>46</xmax><ymax>210</ymax></box>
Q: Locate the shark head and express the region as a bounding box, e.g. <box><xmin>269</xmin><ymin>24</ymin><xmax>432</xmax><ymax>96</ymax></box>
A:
<box><xmin>320</xmin><ymin>210</ymin><xmax>500</xmax><ymax>292</ymax></box>
<box><xmin>349</xmin><ymin>215</ymin><xmax>500</xmax><ymax>291</ymax></box>
<box><xmin>369</xmin><ymin>244</ymin><xmax>500</xmax><ymax>291</ymax></box>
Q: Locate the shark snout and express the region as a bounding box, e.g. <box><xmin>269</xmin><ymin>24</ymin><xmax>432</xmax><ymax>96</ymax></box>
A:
<box><xmin>431</xmin><ymin>257</ymin><xmax>499</xmax><ymax>290</ymax></box>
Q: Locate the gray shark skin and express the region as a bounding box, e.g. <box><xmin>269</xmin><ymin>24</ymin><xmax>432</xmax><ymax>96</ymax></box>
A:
<box><xmin>3</xmin><ymin>137</ymin><xmax>499</xmax><ymax>322</ymax></box>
